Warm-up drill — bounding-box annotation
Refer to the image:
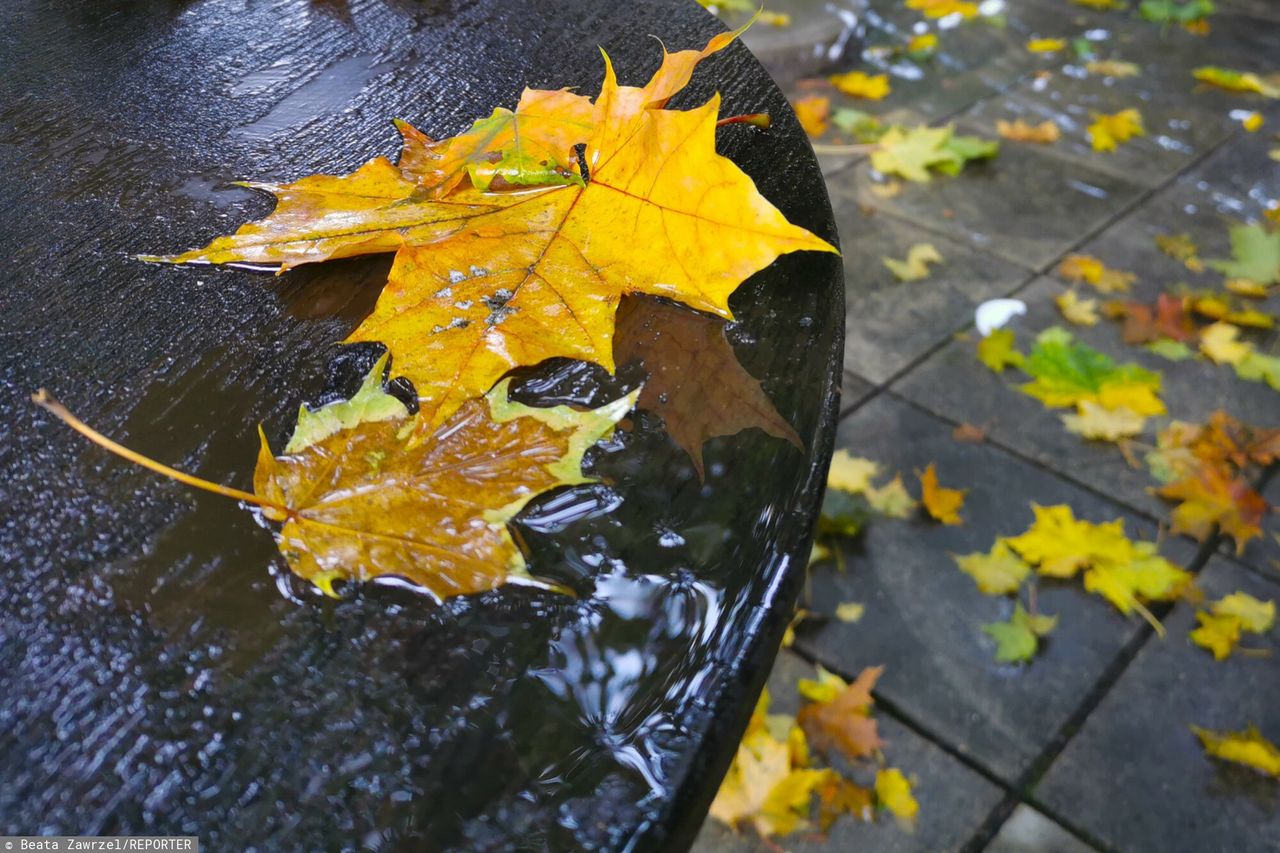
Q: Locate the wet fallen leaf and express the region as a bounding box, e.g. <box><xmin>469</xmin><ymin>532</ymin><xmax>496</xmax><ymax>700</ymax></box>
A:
<box><xmin>1241</xmin><ymin>111</ymin><xmax>1265</xmax><ymax>132</ymax></box>
<box><xmin>868</xmin><ymin>474</ymin><xmax>918</xmax><ymax>518</ymax></box>
<box><xmin>883</xmin><ymin>243</ymin><xmax>943</xmax><ymax>281</ymax></box>
<box><xmin>1192</xmin><ymin>66</ymin><xmax>1280</xmax><ymax>98</ymax></box>
<box><xmin>1190</xmin><ymin>611</ymin><xmax>1243</xmax><ymax>660</ymax></box>
<box><xmin>1157</xmin><ymin>465</ymin><xmax>1268</xmax><ymax>551</ymax></box>
<box><xmin>1146</xmin><ymin>339</ymin><xmax>1195</xmax><ymax>360</ymax></box>
<box><xmin>1225</xmin><ymin>278</ymin><xmax>1270</xmax><ymax>298</ymax></box>
<box><xmin>954</xmin><ymin>540</ymin><xmax>1032</xmax><ymax>595</ymax></box>
<box><xmin>875</xmin><ymin>768</ymin><xmax>919</xmax><ymax>830</ymax></box>
<box><xmin>830</xmin><ymin>70</ymin><xmax>891</xmax><ymax>100</ymax></box>
<box><xmin>1088</xmin><ymin>108</ymin><xmax>1146</xmax><ymax>152</ymax></box>
<box><xmin>799</xmin><ymin>666</ymin><xmax>885</xmax><ymax>760</ymax></box>
<box><xmin>952</xmin><ymin>422</ymin><xmax>987</xmax><ymax>443</ymax></box>
<box><xmin>870</xmin><ymin>124</ymin><xmax>999</xmax><ymax>183</ymax></box>
<box><xmin>1140</xmin><ymin>0</ymin><xmax>1214</xmax><ymax>24</ymax></box>
<box><xmin>836</xmin><ymin>601</ymin><xmax>866</xmax><ymax>623</ymax></box>
<box><xmin>1199</xmin><ymin>322</ymin><xmax>1251</xmax><ymax>365</ymax></box>
<box><xmin>613</xmin><ymin>295</ymin><xmax>801</xmax><ymax>480</ymax></box>
<box><xmin>1019</xmin><ymin>328</ymin><xmax>1165</xmax><ymax>416</ymax></box>
<box><xmin>1056</xmin><ymin>290</ymin><xmax>1100</xmax><ymax>326</ymax></box>
<box><xmin>996</xmin><ymin>118</ymin><xmax>1061</xmax><ymax>144</ymax></box>
<box><xmin>792</xmin><ymin>94</ymin><xmax>831</xmax><ymax>137</ymax></box>
<box><xmin>1213</xmin><ymin>591</ymin><xmax>1276</xmax><ymax>633</ymax></box>
<box><xmin>1086</xmin><ymin>59</ymin><xmax>1141</xmax><ymax>77</ymax></box>
<box><xmin>918</xmin><ymin>462</ymin><xmax>967</xmax><ymax>526</ymax></box>
<box><xmin>147</xmin><ymin>29</ymin><xmax>835</xmax><ymax>428</ymax></box>
<box><xmin>1103</xmin><ymin>293</ymin><xmax>1196</xmax><ymax>344</ymax></box>
<box><xmin>1027</xmin><ymin>38</ymin><xmax>1067</xmax><ymax>53</ymax></box>
<box><xmin>1062</xmin><ymin>400</ymin><xmax>1146</xmax><ymax>441</ymax></box>
<box><xmin>1209</xmin><ymin>223</ymin><xmax>1280</xmax><ymax>286</ymax></box>
<box><xmin>1059</xmin><ymin>254</ymin><xmax>1135</xmax><ymax>293</ymax></box>
<box><xmin>983</xmin><ymin>602</ymin><xmax>1058</xmax><ymax>663</ymax></box>
<box><xmin>1191</xmin><ymin>725</ymin><xmax>1280</xmax><ymax>778</ymax></box>
<box><xmin>906</xmin><ymin>0</ymin><xmax>980</xmax><ymax>20</ymax></box>
<box><xmin>906</xmin><ymin>33</ymin><xmax>939</xmax><ymax>60</ymax></box>
<box><xmin>798</xmin><ymin>664</ymin><xmax>850</xmax><ymax>704</ymax></box>
<box><xmin>976</xmin><ymin>328</ymin><xmax>1025</xmax><ymax>373</ymax></box>
<box><xmin>1236</xmin><ymin>351</ymin><xmax>1280</xmax><ymax>389</ymax></box>
<box><xmin>828</xmin><ymin>450</ymin><xmax>880</xmax><ymax>494</ymax></box>
<box><xmin>832</xmin><ymin>107</ymin><xmax>887</xmax><ymax>142</ymax></box>
<box><xmin>1155</xmin><ymin>232</ymin><xmax>1204</xmax><ymax>272</ymax></box>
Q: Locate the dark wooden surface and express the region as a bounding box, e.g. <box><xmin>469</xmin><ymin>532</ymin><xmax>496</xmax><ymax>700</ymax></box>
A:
<box><xmin>0</xmin><ymin>1</ymin><xmax>843</xmax><ymax>849</ymax></box>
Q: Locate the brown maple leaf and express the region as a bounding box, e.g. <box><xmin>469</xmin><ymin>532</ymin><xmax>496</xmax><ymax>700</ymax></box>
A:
<box><xmin>798</xmin><ymin>666</ymin><xmax>886</xmax><ymax>761</ymax></box>
<box><xmin>613</xmin><ymin>295</ymin><xmax>802</xmax><ymax>479</ymax></box>
<box><xmin>1157</xmin><ymin>466</ymin><xmax>1268</xmax><ymax>552</ymax></box>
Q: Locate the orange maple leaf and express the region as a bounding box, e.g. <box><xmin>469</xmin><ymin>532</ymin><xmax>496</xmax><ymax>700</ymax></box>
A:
<box><xmin>798</xmin><ymin>666</ymin><xmax>886</xmax><ymax>761</ymax></box>
<box><xmin>918</xmin><ymin>462</ymin><xmax>967</xmax><ymax>525</ymax></box>
<box><xmin>148</xmin><ymin>29</ymin><xmax>837</xmax><ymax>428</ymax></box>
<box><xmin>1157</xmin><ymin>466</ymin><xmax>1268</xmax><ymax>552</ymax></box>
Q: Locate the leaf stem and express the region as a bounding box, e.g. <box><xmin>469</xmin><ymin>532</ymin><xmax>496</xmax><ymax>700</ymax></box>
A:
<box><xmin>716</xmin><ymin>112</ymin><xmax>771</xmax><ymax>130</ymax></box>
<box><xmin>31</xmin><ymin>389</ymin><xmax>288</xmax><ymax>515</ymax></box>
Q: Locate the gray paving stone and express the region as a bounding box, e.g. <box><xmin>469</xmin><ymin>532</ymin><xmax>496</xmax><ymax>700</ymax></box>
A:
<box><xmin>842</xmin><ymin>370</ymin><xmax>878</xmax><ymax>414</ymax></box>
<box><xmin>1035</xmin><ymin>557</ymin><xmax>1280</xmax><ymax>853</ymax></box>
<box><xmin>850</xmin><ymin>139</ymin><xmax>1146</xmax><ymax>270</ymax></box>
<box><xmin>796</xmin><ymin>394</ymin><xmax>1198</xmax><ymax>781</ymax></box>
<box><xmin>691</xmin><ymin>650</ymin><xmax>1004</xmax><ymax>853</ymax></box>
<box><xmin>895</xmin><ymin>276</ymin><xmax>1277</xmax><ymax>522</ymax></box>
<box><xmin>987</xmin><ymin>805</ymin><xmax>1098</xmax><ymax>853</ymax></box>
<box><xmin>954</xmin><ymin>67</ymin><xmax>1235</xmax><ymax>189</ymax></box>
<box><xmin>829</xmin><ymin>184</ymin><xmax>1034</xmax><ymax>383</ymax></box>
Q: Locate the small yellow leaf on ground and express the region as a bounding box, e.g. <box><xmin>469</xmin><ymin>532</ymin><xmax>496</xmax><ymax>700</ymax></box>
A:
<box><xmin>1192</xmin><ymin>725</ymin><xmax>1280</xmax><ymax>778</ymax></box>
<box><xmin>918</xmin><ymin>463</ymin><xmax>967</xmax><ymax>526</ymax></box>
<box><xmin>797</xmin><ymin>664</ymin><xmax>849</xmax><ymax>704</ymax></box>
<box><xmin>1062</xmin><ymin>401</ymin><xmax>1145</xmax><ymax>441</ymax></box>
<box><xmin>759</xmin><ymin>11</ymin><xmax>791</xmax><ymax>26</ymax></box>
<box><xmin>884</xmin><ymin>243</ymin><xmax>943</xmax><ymax>281</ymax></box>
<box><xmin>907</xmin><ymin>33</ymin><xmax>939</xmax><ymax>57</ymax></box>
<box><xmin>977</xmin><ymin>328</ymin><xmax>1024</xmax><ymax>373</ymax></box>
<box><xmin>1212</xmin><ymin>591</ymin><xmax>1276</xmax><ymax>633</ymax></box>
<box><xmin>1086</xmin><ymin>59</ymin><xmax>1141</xmax><ymax>78</ymax></box>
<box><xmin>792</xmin><ymin>94</ymin><xmax>830</xmax><ymax>138</ymax></box>
<box><xmin>868</xmin><ymin>474</ymin><xmax>918</xmax><ymax>518</ymax></box>
<box><xmin>1199</xmin><ymin>322</ymin><xmax>1252</xmax><ymax>365</ymax></box>
<box><xmin>1225</xmin><ymin>278</ymin><xmax>1269</xmax><ymax>297</ymax></box>
<box><xmin>829</xmin><ymin>70</ymin><xmax>891</xmax><ymax>100</ymax></box>
<box><xmin>1088</xmin><ymin>109</ymin><xmax>1146</xmax><ymax>152</ymax></box>
<box><xmin>1192</xmin><ymin>66</ymin><xmax>1280</xmax><ymax>98</ymax></box>
<box><xmin>1155</xmin><ymin>232</ymin><xmax>1203</xmax><ymax>271</ymax></box>
<box><xmin>836</xmin><ymin>601</ymin><xmax>866</xmax><ymax>623</ymax></box>
<box><xmin>1190</xmin><ymin>611</ymin><xmax>1242</xmax><ymax>660</ymax></box>
<box><xmin>828</xmin><ymin>450</ymin><xmax>879</xmax><ymax>494</ymax></box>
<box><xmin>870</xmin><ymin>178</ymin><xmax>904</xmax><ymax>199</ymax></box>
<box><xmin>1241</xmin><ymin>111</ymin><xmax>1265</xmax><ymax>132</ymax></box>
<box><xmin>996</xmin><ymin>118</ymin><xmax>1061</xmax><ymax>144</ymax></box>
<box><xmin>954</xmin><ymin>540</ymin><xmax>1032</xmax><ymax>595</ymax></box>
<box><xmin>1058</xmin><ymin>254</ymin><xmax>1135</xmax><ymax>293</ymax></box>
<box><xmin>1027</xmin><ymin>38</ymin><xmax>1067</xmax><ymax>53</ymax></box>
<box><xmin>1056</xmin><ymin>290</ymin><xmax>1100</xmax><ymax>325</ymax></box>
<box><xmin>906</xmin><ymin>0</ymin><xmax>979</xmax><ymax>20</ymax></box>
<box><xmin>875</xmin><ymin>768</ymin><xmax>919</xmax><ymax>829</ymax></box>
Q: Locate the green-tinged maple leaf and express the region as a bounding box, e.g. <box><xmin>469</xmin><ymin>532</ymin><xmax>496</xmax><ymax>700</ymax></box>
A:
<box><xmin>1145</xmin><ymin>339</ymin><xmax>1195</xmax><ymax>361</ymax></box>
<box><xmin>819</xmin><ymin>489</ymin><xmax>873</xmax><ymax>538</ymax></box>
<box><xmin>1139</xmin><ymin>0</ymin><xmax>1215</xmax><ymax>24</ymax></box>
<box><xmin>1019</xmin><ymin>327</ymin><xmax>1165</xmax><ymax>415</ymax></box>
<box><xmin>982</xmin><ymin>603</ymin><xmax>1057</xmax><ymax>663</ymax></box>
<box><xmin>977</xmin><ymin>328</ymin><xmax>1024</xmax><ymax>373</ymax></box>
<box><xmin>1209</xmin><ymin>223</ymin><xmax>1280</xmax><ymax>285</ymax></box>
<box><xmin>954</xmin><ymin>540</ymin><xmax>1031</xmax><ymax>595</ymax></box>
<box><xmin>1234</xmin><ymin>351</ymin><xmax>1280</xmax><ymax>389</ymax></box>
<box><xmin>1192</xmin><ymin>66</ymin><xmax>1280</xmax><ymax>98</ymax></box>
<box><xmin>613</xmin><ymin>295</ymin><xmax>801</xmax><ymax>479</ymax></box>
<box><xmin>254</xmin><ymin>358</ymin><xmax>637</xmax><ymax>600</ymax></box>
<box><xmin>870</xmin><ymin>124</ymin><xmax>998</xmax><ymax>183</ymax></box>
<box><xmin>832</xmin><ymin>108</ymin><xmax>887</xmax><ymax>142</ymax></box>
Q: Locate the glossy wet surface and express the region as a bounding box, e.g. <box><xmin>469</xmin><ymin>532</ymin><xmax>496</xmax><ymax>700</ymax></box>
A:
<box><xmin>0</xmin><ymin>1</ymin><xmax>842</xmax><ymax>850</ymax></box>
<box><xmin>700</xmin><ymin>0</ymin><xmax>1280</xmax><ymax>851</ymax></box>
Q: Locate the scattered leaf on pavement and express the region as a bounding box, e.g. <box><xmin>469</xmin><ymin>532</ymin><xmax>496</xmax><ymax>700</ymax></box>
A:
<box><xmin>918</xmin><ymin>462</ymin><xmax>967</xmax><ymax>526</ymax></box>
<box><xmin>1088</xmin><ymin>109</ymin><xmax>1146</xmax><ymax>152</ymax></box>
<box><xmin>1191</xmin><ymin>725</ymin><xmax>1280</xmax><ymax>778</ymax></box>
<box><xmin>884</xmin><ymin>243</ymin><xmax>943</xmax><ymax>281</ymax></box>
<box><xmin>997</xmin><ymin>118</ymin><xmax>1061</xmax><ymax>144</ymax></box>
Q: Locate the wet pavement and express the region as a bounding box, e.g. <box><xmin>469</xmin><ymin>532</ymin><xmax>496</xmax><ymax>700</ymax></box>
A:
<box><xmin>697</xmin><ymin>1</ymin><xmax>1280</xmax><ymax>850</ymax></box>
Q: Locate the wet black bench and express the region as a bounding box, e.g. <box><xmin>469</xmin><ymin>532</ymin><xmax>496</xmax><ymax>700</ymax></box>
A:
<box><xmin>0</xmin><ymin>0</ymin><xmax>842</xmax><ymax>849</ymax></box>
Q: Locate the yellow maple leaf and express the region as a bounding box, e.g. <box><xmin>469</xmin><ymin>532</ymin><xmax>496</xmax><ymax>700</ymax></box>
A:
<box><xmin>792</xmin><ymin>94</ymin><xmax>830</xmax><ymax>137</ymax></box>
<box><xmin>797</xmin><ymin>663</ymin><xmax>849</xmax><ymax>704</ymax></box>
<box><xmin>996</xmin><ymin>118</ymin><xmax>1061</xmax><ymax>144</ymax></box>
<box><xmin>868</xmin><ymin>474</ymin><xmax>918</xmax><ymax>518</ymax></box>
<box><xmin>828</xmin><ymin>450</ymin><xmax>880</xmax><ymax>494</ymax></box>
<box><xmin>875</xmin><ymin>768</ymin><xmax>919</xmax><ymax>829</ymax></box>
<box><xmin>1026</xmin><ymin>38</ymin><xmax>1067</xmax><ymax>53</ymax></box>
<box><xmin>918</xmin><ymin>462</ymin><xmax>967</xmax><ymax>525</ymax></box>
<box><xmin>148</xmin><ymin>30</ymin><xmax>836</xmax><ymax>428</ymax></box>
<box><xmin>1062</xmin><ymin>401</ymin><xmax>1145</xmax><ymax>441</ymax></box>
<box><xmin>1086</xmin><ymin>59</ymin><xmax>1141</xmax><ymax>78</ymax></box>
<box><xmin>1087</xmin><ymin>108</ymin><xmax>1145</xmax><ymax>152</ymax></box>
<box><xmin>907</xmin><ymin>33</ymin><xmax>939</xmax><ymax>56</ymax></box>
<box><xmin>1241</xmin><ymin>111</ymin><xmax>1265</xmax><ymax>132</ymax></box>
<box><xmin>906</xmin><ymin>0</ymin><xmax>979</xmax><ymax>19</ymax></box>
<box><xmin>836</xmin><ymin>601</ymin><xmax>866</xmax><ymax>623</ymax></box>
<box><xmin>1005</xmin><ymin>504</ymin><xmax>1129</xmax><ymax>578</ymax></box>
<box><xmin>1212</xmin><ymin>591</ymin><xmax>1276</xmax><ymax>633</ymax></box>
<box><xmin>953</xmin><ymin>540</ymin><xmax>1031</xmax><ymax>595</ymax></box>
<box><xmin>1199</xmin><ymin>322</ymin><xmax>1252</xmax><ymax>365</ymax></box>
<box><xmin>829</xmin><ymin>70</ymin><xmax>891</xmax><ymax>100</ymax></box>
<box><xmin>976</xmin><ymin>328</ymin><xmax>1024</xmax><ymax>373</ymax></box>
<box><xmin>1056</xmin><ymin>289</ymin><xmax>1099</xmax><ymax>325</ymax></box>
<box><xmin>1190</xmin><ymin>611</ymin><xmax>1242</xmax><ymax>660</ymax></box>
<box><xmin>1192</xmin><ymin>725</ymin><xmax>1280</xmax><ymax>778</ymax></box>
